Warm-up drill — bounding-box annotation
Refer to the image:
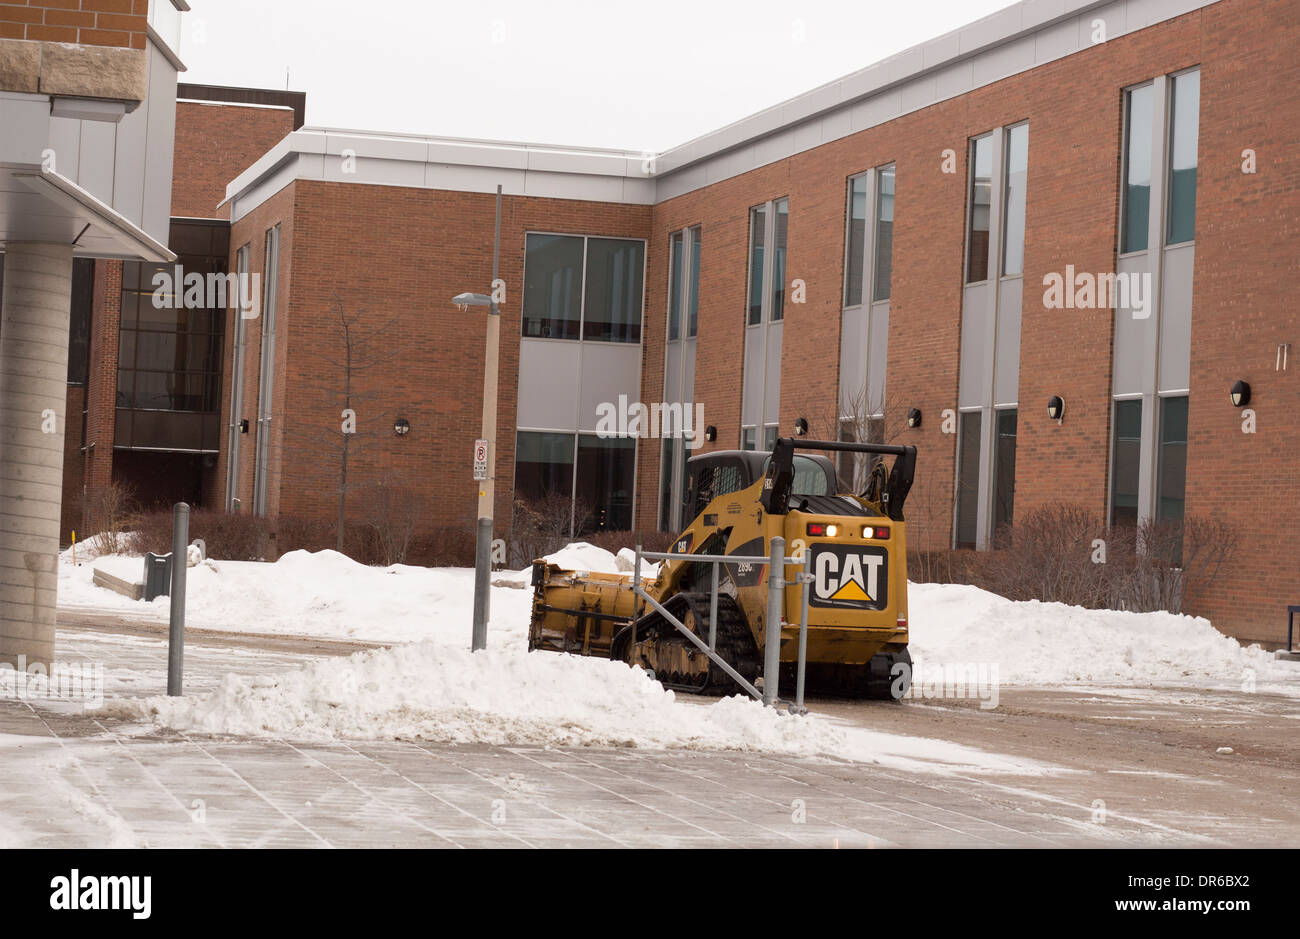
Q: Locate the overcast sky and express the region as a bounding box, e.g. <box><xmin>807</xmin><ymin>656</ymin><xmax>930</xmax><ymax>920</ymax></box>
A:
<box><xmin>180</xmin><ymin>0</ymin><xmax>1017</xmax><ymax>152</ymax></box>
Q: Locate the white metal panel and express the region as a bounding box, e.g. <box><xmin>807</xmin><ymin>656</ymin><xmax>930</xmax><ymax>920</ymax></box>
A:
<box><xmin>1159</xmin><ymin>243</ymin><xmax>1194</xmax><ymax>394</ymax></box>
<box><xmin>1078</xmin><ymin>0</ymin><xmax>1127</xmax><ymax>44</ymax></box>
<box><xmin>742</xmin><ymin>327</ymin><xmax>765</xmax><ymax>427</ymax></box>
<box><xmin>994</xmin><ymin>277</ymin><xmax>1023</xmax><ymax>406</ymax></box>
<box><xmin>517</xmin><ymin>339</ymin><xmax>581</xmax><ymax>430</ymax></box>
<box><xmin>764</xmin><ymin>320</ymin><xmax>783</xmax><ymax>424</ymax></box>
<box><xmin>46</xmin><ymin>118</ymin><xmax>81</xmax><ymax>181</ymax></box>
<box><xmin>578</xmin><ymin>342</ymin><xmax>642</xmax><ymax>432</ymax></box>
<box><xmin>139</xmin><ymin>40</ymin><xmax>177</xmax><ymax>239</ymax></box>
<box><xmin>1111</xmin><ymin>255</ymin><xmax>1151</xmax><ymax>396</ymax></box>
<box><xmin>0</xmin><ymin>94</ymin><xmax>49</xmax><ymax>164</ymax></box>
<box><xmin>838</xmin><ymin>304</ymin><xmax>868</xmax><ymax>414</ymax></box>
<box><xmin>867</xmin><ymin>299</ymin><xmax>890</xmax><ymax>411</ymax></box>
<box><xmin>959</xmin><ymin>283</ymin><xmax>991</xmax><ymax>409</ymax></box>
<box><xmin>76</xmin><ymin>120</ymin><xmax>117</xmax><ymax>206</ymax></box>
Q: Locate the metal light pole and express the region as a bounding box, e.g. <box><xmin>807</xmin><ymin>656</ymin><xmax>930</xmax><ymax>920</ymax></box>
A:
<box><xmin>454</xmin><ymin>184</ymin><xmax>503</xmax><ymax>652</ymax></box>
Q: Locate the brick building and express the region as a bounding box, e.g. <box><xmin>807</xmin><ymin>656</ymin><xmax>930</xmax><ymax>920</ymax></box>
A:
<box><xmin>69</xmin><ymin>84</ymin><xmax>304</xmax><ymax>529</ymax></box>
<box><xmin>50</xmin><ymin>0</ymin><xmax>1300</xmax><ymax>646</ymax></box>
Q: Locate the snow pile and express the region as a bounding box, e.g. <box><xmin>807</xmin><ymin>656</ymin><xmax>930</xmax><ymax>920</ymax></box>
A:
<box><xmin>909</xmin><ymin>582</ymin><xmax>1295</xmax><ymax>687</ymax></box>
<box><xmin>61</xmin><ymin>548</ymin><xmax>535</xmax><ymax>645</ymax></box>
<box><xmin>120</xmin><ymin>641</ymin><xmax>1060</xmax><ymax>775</ymax></box>
<box><xmin>92</xmin><ymin>555</ymin><xmax>146</xmax><ymax>586</ymax></box>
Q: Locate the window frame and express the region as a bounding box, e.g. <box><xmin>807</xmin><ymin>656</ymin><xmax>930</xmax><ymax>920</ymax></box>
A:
<box><xmin>999</xmin><ymin>123</ymin><xmax>1029</xmax><ymax>278</ymax></box>
<box><xmin>521</xmin><ymin>230</ymin><xmax>648</xmax><ymax>344</ymax></box>
<box><xmin>1165</xmin><ymin>67</ymin><xmax>1200</xmax><ymax>248</ymax></box>
<box><xmin>1119</xmin><ymin>81</ymin><xmax>1155</xmax><ymax>258</ymax></box>
<box><xmin>746</xmin><ymin>197</ymin><xmax>789</xmax><ymax>327</ymax></box>
<box><xmin>964</xmin><ymin>133</ymin><xmax>995</xmax><ymax>285</ymax></box>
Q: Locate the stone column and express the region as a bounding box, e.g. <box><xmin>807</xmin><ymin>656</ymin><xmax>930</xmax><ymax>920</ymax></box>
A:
<box><xmin>0</xmin><ymin>242</ymin><xmax>74</xmax><ymax>669</ymax></box>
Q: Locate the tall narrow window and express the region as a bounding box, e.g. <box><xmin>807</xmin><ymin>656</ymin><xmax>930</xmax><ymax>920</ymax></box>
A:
<box><xmin>659</xmin><ymin>438</ymin><xmax>692</xmax><ymax>531</ymax></box>
<box><xmin>747</xmin><ymin>205</ymin><xmax>766</xmax><ymax>325</ymax></box>
<box><xmin>253</xmin><ymin>224</ymin><xmax>280</xmax><ymax>517</ymax></box>
<box><xmin>955</xmin><ymin>411</ymin><xmax>982</xmax><ymax>549</ymax></box>
<box><xmin>1001</xmin><ymin>124</ymin><xmax>1029</xmax><ymax>276</ymax></box>
<box><xmin>845</xmin><ymin>175</ymin><xmax>868</xmax><ymax>307</ymax></box>
<box><xmin>993</xmin><ymin>409</ymin><xmax>1017</xmax><ymax>533</ymax></box>
<box><xmin>1166</xmin><ymin>71</ymin><xmax>1200</xmax><ymax>246</ymax></box>
<box><xmin>965</xmin><ymin>135</ymin><xmax>993</xmax><ymax>282</ymax></box>
<box><xmin>687</xmin><ymin>226</ymin><xmax>701</xmax><ymax>338</ymax></box>
<box><xmin>1122</xmin><ymin>85</ymin><xmax>1154</xmax><ymax>254</ymax></box>
<box><xmin>668</xmin><ymin>231</ymin><xmax>684</xmax><ymax>341</ymax></box>
<box><xmin>1157</xmin><ymin>396</ymin><xmax>1188</xmax><ymax>521</ymax></box>
<box><xmin>741</xmin><ymin>426</ymin><xmax>756</xmax><ymax>451</ymax></box>
<box><xmin>770</xmin><ymin>198</ymin><xmax>788</xmax><ymax>321</ymax></box>
<box><xmin>1110</xmin><ymin>399</ymin><xmax>1143</xmax><ymax>526</ymax></box>
<box><xmin>873</xmin><ymin>166</ymin><xmax>895</xmax><ymax>301</ymax></box>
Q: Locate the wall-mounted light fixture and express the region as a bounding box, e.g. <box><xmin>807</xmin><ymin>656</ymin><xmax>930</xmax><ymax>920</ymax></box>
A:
<box><xmin>794</xmin><ymin>417</ymin><xmax>808</xmax><ymax>437</ymax></box>
<box><xmin>1047</xmin><ymin>395</ymin><xmax>1066</xmax><ymax>422</ymax></box>
<box><xmin>394</xmin><ymin>418</ymin><xmax>411</xmax><ymax>436</ymax></box>
<box><xmin>906</xmin><ymin>408</ymin><xmax>922</xmax><ymax>429</ymax></box>
<box><xmin>239</xmin><ymin>419</ymin><xmax>249</xmax><ymax>434</ymax></box>
<box><xmin>1230</xmin><ymin>380</ymin><xmax>1251</xmax><ymax>408</ymax></box>
<box><xmin>704</xmin><ymin>425</ymin><xmax>717</xmax><ymax>443</ymax></box>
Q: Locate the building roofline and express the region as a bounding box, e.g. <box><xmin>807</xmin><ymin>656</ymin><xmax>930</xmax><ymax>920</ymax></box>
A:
<box><xmin>221</xmin><ymin>0</ymin><xmax>1220</xmax><ymax>212</ymax></box>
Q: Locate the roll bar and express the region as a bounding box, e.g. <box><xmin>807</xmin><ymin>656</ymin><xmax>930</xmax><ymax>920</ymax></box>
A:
<box><xmin>760</xmin><ymin>437</ymin><xmax>916</xmax><ymax>521</ymax></box>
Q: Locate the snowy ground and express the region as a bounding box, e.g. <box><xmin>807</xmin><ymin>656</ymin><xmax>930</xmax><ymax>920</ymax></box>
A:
<box><xmin>53</xmin><ymin>539</ymin><xmax>1300</xmax><ymax>772</ymax></box>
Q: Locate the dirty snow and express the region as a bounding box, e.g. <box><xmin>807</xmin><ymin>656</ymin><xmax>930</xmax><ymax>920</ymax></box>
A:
<box><xmin>117</xmin><ymin>640</ymin><xmax>1061</xmax><ymax>776</ymax></box>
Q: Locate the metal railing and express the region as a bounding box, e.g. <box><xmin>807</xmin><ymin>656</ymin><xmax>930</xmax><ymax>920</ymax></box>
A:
<box><xmin>632</xmin><ymin>536</ymin><xmax>812</xmax><ymax>714</ymax></box>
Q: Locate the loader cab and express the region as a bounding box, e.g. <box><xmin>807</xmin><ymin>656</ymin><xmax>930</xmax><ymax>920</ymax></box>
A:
<box><xmin>685</xmin><ymin>450</ymin><xmax>836</xmax><ymax>519</ymax></box>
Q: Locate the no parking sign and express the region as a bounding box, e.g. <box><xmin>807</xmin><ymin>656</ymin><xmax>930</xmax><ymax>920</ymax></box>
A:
<box><xmin>473</xmin><ymin>439</ymin><xmax>489</xmax><ymax>480</ymax></box>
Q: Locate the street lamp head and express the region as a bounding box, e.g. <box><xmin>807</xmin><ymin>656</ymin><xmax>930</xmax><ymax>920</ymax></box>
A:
<box><xmin>452</xmin><ymin>292</ymin><xmax>492</xmax><ymax>312</ymax></box>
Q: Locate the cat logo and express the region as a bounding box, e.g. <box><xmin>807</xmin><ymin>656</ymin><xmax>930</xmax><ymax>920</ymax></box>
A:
<box><xmin>811</xmin><ymin>545</ymin><xmax>888</xmax><ymax>609</ymax></box>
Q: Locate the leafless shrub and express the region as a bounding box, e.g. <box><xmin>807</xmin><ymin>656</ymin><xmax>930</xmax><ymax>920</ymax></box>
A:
<box><xmin>130</xmin><ymin>508</ymin><xmax>273</xmax><ymax>561</ymax></box>
<box><xmin>928</xmin><ymin>501</ymin><xmax>1238</xmax><ymax>615</ymax></box>
<box><xmin>359</xmin><ymin>476</ymin><xmax>426</xmax><ymax>566</ymax></box>
<box><xmin>84</xmin><ymin>480</ymin><xmax>138</xmax><ymax>556</ymax></box>
<box><xmin>509</xmin><ymin>492</ymin><xmax>582</xmax><ymax>567</ymax></box>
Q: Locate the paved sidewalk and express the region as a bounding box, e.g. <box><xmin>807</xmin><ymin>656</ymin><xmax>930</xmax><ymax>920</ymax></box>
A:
<box><xmin>0</xmin><ymin>626</ymin><xmax>1294</xmax><ymax>848</ymax></box>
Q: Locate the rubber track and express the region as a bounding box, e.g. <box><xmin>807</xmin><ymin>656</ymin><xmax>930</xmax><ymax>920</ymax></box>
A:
<box><xmin>611</xmin><ymin>593</ymin><xmax>760</xmax><ymax>696</ymax></box>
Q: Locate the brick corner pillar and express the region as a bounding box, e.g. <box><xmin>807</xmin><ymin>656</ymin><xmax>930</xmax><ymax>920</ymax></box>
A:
<box><xmin>0</xmin><ymin>242</ymin><xmax>75</xmax><ymax>670</ymax></box>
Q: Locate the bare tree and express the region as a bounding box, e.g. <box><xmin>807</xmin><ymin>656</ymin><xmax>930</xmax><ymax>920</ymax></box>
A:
<box><xmin>285</xmin><ymin>294</ymin><xmax>399</xmax><ymax>553</ymax></box>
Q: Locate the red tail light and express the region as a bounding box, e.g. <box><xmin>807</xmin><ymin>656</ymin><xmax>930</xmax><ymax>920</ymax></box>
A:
<box><xmin>862</xmin><ymin>525</ymin><xmax>890</xmax><ymax>539</ymax></box>
<box><xmin>806</xmin><ymin>523</ymin><xmax>840</xmax><ymax>537</ymax></box>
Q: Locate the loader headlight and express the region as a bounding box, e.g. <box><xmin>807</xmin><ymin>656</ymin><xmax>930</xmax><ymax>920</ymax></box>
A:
<box><xmin>862</xmin><ymin>525</ymin><xmax>890</xmax><ymax>539</ymax></box>
<box><xmin>826</xmin><ymin>524</ymin><xmax>838</xmax><ymax>537</ymax></box>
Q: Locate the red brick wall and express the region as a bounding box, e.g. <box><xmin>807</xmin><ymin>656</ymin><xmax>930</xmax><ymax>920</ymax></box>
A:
<box><xmin>1186</xmin><ymin>0</ymin><xmax>1300</xmax><ymax>642</ymax></box>
<box><xmin>0</xmin><ymin>0</ymin><xmax>148</xmax><ymax>48</ymax></box>
<box><xmin>223</xmin><ymin>181</ymin><xmax>651</xmax><ymax>539</ymax></box>
<box><xmin>171</xmin><ymin>101</ymin><xmax>296</xmax><ymax>220</ymax></box>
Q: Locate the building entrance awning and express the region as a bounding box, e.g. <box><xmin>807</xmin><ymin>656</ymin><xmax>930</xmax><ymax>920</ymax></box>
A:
<box><xmin>0</xmin><ymin>164</ymin><xmax>174</xmax><ymax>263</ymax></box>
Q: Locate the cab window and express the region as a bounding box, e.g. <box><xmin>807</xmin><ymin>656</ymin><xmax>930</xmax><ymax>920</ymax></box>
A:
<box><xmin>691</xmin><ymin>462</ymin><xmax>746</xmax><ymax>516</ymax></box>
<box><xmin>761</xmin><ymin>455</ymin><xmax>832</xmax><ymax>496</ymax></box>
